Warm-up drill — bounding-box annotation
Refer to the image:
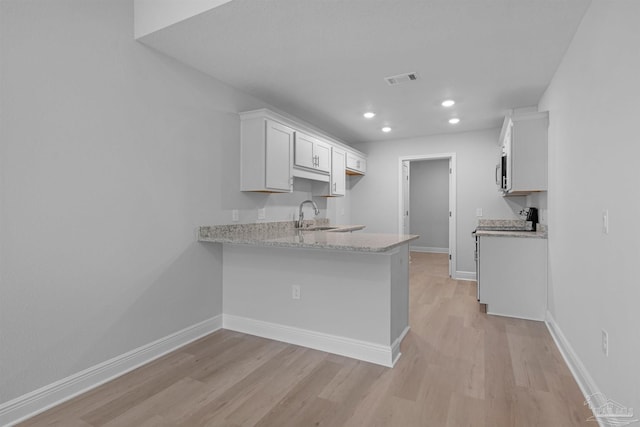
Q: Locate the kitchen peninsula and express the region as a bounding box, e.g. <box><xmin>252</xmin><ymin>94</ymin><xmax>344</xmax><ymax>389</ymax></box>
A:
<box><xmin>199</xmin><ymin>220</ymin><xmax>418</xmax><ymax>367</ymax></box>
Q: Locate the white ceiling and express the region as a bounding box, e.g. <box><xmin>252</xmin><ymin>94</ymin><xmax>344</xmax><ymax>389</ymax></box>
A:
<box><xmin>139</xmin><ymin>0</ymin><xmax>591</xmax><ymax>144</ymax></box>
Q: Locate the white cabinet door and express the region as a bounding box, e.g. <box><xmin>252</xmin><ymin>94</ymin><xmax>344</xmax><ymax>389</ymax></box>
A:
<box><xmin>294</xmin><ymin>132</ymin><xmax>315</xmax><ymax>170</ymax></box>
<box><xmin>241</xmin><ymin>116</ymin><xmax>293</xmax><ymax>193</ymax></box>
<box><xmin>265</xmin><ymin>120</ymin><xmax>293</xmax><ymax>192</ymax></box>
<box><xmin>346</xmin><ymin>152</ymin><xmax>366</xmax><ymax>175</ymax></box>
<box><xmin>331</xmin><ymin>147</ymin><xmax>346</xmax><ymax>196</ymax></box>
<box><xmin>498</xmin><ymin>111</ymin><xmax>548</xmax><ymax>195</ymax></box>
<box><xmin>510</xmin><ymin>114</ymin><xmax>548</xmax><ymax>193</ymax></box>
<box><xmin>294</xmin><ymin>131</ymin><xmax>331</xmax><ymax>174</ymax></box>
<box><xmin>315</xmin><ymin>140</ymin><xmax>331</xmax><ymax>173</ymax></box>
<box><xmin>478</xmin><ymin>236</ymin><xmax>547</xmax><ymax>321</ymax></box>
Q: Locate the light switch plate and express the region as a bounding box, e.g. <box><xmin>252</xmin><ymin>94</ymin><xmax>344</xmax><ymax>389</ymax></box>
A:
<box><xmin>258</xmin><ymin>208</ymin><xmax>266</xmax><ymax>220</ymax></box>
<box><xmin>232</xmin><ymin>209</ymin><xmax>239</xmax><ymax>222</ymax></box>
<box><xmin>602</xmin><ymin>210</ymin><xmax>609</xmax><ymax>234</ymax></box>
<box><xmin>476</xmin><ymin>208</ymin><xmax>483</xmax><ymax>217</ymax></box>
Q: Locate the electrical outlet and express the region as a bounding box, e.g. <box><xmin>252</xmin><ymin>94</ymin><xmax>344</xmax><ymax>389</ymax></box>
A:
<box><xmin>232</xmin><ymin>209</ymin><xmax>239</xmax><ymax>222</ymax></box>
<box><xmin>292</xmin><ymin>285</ymin><xmax>301</xmax><ymax>300</ymax></box>
<box><xmin>258</xmin><ymin>208</ymin><xmax>266</xmax><ymax>220</ymax></box>
<box><xmin>602</xmin><ymin>210</ymin><xmax>609</xmax><ymax>234</ymax></box>
<box><xmin>601</xmin><ymin>329</ymin><xmax>609</xmax><ymax>356</ymax></box>
<box><xmin>476</xmin><ymin>208</ymin><xmax>483</xmax><ymax>217</ymax></box>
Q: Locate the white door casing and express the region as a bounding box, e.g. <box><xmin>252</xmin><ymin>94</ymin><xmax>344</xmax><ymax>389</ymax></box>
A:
<box><xmin>398</xmin><ymin>153</ymin><xmax>457</xmax><ymax>278</ymax></box>
<box><xmin>402</xmin><ymin>161</ymin><xmax>410</xmax><ymax>235</ymax></box>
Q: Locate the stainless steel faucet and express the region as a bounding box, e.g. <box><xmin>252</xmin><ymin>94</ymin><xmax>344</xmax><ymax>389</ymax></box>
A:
<box><xmin>297</xmin><ymin>200</ymin><xmax>319</xmax><ymax>228</ymax></box>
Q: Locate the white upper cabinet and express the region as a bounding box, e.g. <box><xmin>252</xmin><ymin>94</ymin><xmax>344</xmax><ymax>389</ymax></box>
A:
<box><xmin>240</xmin><ymin>115</ymin><xmax>293</xmax><ymax>193</ymax></box>
<box><xmin>294</xmin><ymin>132</ymin><xmax>331</xmax><ymax>174</ymax></box>
<box><xmin>239</xmin><ymin>109</ymin><xmax>367</xmax><ymax>193</ymax></box>
<box><xmin>312</xmin><ymin>146</ymin><xmax>346</xmax><ymax>197</ymax></box>
<box><xmin>346</xmin><ymin>152</ymin><xmax>366</xmax><ymax>175</ymax></box>
<box><xmin>331</xmin><ymin>147</ymin><xmax>346</xmax><ymax>196</ymax></box>
<box><xmin>498</xmin><ymin>111</ymin><xmax>548</xmax><ymax>195</ymax></box>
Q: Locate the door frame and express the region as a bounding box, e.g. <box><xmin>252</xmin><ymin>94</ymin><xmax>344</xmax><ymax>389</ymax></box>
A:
<box><xmin>402</xmin><ymin>161</ymin><xmax>411</xmax><ymax>235</ymax></box>
<box><xmin>398</xmin><ymin>153</ymin><xmax>457</xmax><ymax>278</ymax></box>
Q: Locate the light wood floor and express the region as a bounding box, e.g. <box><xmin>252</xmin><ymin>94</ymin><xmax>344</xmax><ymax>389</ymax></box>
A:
<box><xmin>19</xmin><ymin>252</ymin><xmax>593</xmax><ymax>426</ymax></box>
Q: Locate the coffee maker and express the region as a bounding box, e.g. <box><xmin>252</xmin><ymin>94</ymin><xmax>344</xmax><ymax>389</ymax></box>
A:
<box><xmin>526</xmin><ymin>207</ymin><xmax>539</xmax><ymax>231</ymax></box>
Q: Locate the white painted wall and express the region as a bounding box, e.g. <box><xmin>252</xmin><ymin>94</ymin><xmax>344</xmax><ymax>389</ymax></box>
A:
<box><xmin>539</xmin><ymin>0</ymin><xmax>640</xmax><ymax>414</ymax></box>
<box><xmin>0</xmin><ymin>0</ymin><xmax>340</xmax><ymax>405</ymax></box>
<box><xmin>409</xmin><ymin>159</ymin><xmax>450</xmax><ymax>250</ymax></box>
<box><xmin>350</xmin><ymin>129</ymin><xmax>526</xmax><ymax>274</ymax></box>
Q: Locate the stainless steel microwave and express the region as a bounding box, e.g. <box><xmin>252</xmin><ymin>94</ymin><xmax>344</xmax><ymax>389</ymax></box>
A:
<box><xmin>496</xmin><ymin>117</ymin><xmax>513</xmax><ymax>192</ymax></box>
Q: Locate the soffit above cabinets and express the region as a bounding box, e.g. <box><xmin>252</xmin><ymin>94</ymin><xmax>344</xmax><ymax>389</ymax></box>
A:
<box><xmin>135</xmin><ymin>0</ymin><xmax>591</xmax><ymax>144</ymax></box>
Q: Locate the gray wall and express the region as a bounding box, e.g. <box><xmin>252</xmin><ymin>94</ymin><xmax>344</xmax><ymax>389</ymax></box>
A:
<box><xmin>350</xmin><ymin>129</ymin><xmax>526</xmax><ymax>276</ymax></box>
<box><xmin>409</xmin><ymin>159</ymin><xmax>450</xmax><ymax>251</ymax></box>
<box><xmin>0</xmin><ymin>0</ymin><xmax>344</xmax><ymax>404</ymax></box>
<box><xmin>539</xmin><ymin>0</ymin><xmax>640</xmax><ymax>415</ymax></box>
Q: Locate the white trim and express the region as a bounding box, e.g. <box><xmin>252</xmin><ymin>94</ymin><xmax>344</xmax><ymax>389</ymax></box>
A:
<box><xmin>223</xmin><ymin>314</ymin><xmax>397</xmax><ymax>368</ymax></box>
<box><xmin>410</xmin><ymin>246</ymin><xmax>448</xmax><ymax>254</ymax></box>
<box><xmin>391</xmin><ymin>326</ymin><xmax>410</xmax><ymax>366</ymax></box>
<box><xmin>398</xmin><ymin>153</ymin><xmax>457</xmax><ymax>279</ymax></box>
<box><xmin>545</xmin><ymin>310</ymin><xmax>602</xmax><ymax>426</ymax></box>
<box><xmin>455</xmin><ymin>270</ymin><xmax>477</xmax><ymax>281</ymax></box>
<box><xmin>487</xmin><ymin>310</ymin><xmax>544</xmax><ymax>322</ymax></box>
<box><xmin>0</xmin><ymin>316</ymin><xmax>223</xmax><ymax>427</ymax></box>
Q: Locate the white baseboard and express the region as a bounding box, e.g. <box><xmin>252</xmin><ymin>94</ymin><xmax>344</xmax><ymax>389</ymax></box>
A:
<box><xmin>455</xmin><ymin>270</ymin><xmax>477</xmax><ymax>281</ymax></box>
<box><xmin>487</xmin><ymin>310</ymin><xmax>544</xmax><ymax>322</ymax></box>
<box><xmin>0</xmin><ymin>315</ymin><xmax>223</xmax><ymax>427</ymax></box>
<box><xmin>545</xmin><ymin>311</ymin><xmax>602</xmax><ymax>426</ymax></box>
<box><xmin>223</xmin><ymin>314</ymin><xmax>396</xmax><ymax>367</ymax></box>
<box><xmin>390</xmin><ymin>326</ymin><xmax>410</xmax><ymax>367</ymax></box>
<box><xmin>410</xmin><ymin>246</ymin><xmax>449</xmax><ymax>254</ymax></box>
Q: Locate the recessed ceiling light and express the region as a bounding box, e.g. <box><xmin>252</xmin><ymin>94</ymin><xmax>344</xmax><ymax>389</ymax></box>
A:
<box><xmin>363</xmin><ymin>112</ymin><xmax>376</xmax><ymax>119</ymax></box>
<box><xmin>382</xmin><ymin>126</ymin><xmax>392</xmax><ymax>133</ymax></box>
<box><xmin>449</xmin><ymin>118</ymin><xmax>460</xmax><ymax>124</ymax></box>
<box><xmin>441</xmin><ymin>99</ymin><xmax>455</xmax><ymax>107</ymax></box>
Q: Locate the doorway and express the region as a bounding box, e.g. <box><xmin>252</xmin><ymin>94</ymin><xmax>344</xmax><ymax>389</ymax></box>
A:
<box><xmin>399</xmin><ymin>154</ymin><xmax>457</xmax><ymax>278</ymax></box>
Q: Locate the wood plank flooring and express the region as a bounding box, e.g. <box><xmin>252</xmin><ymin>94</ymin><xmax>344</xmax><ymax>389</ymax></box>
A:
<box><xmin>19</xmin><ymin>252</ymin><xmax>593</xmax><ymax>426</ymax></box>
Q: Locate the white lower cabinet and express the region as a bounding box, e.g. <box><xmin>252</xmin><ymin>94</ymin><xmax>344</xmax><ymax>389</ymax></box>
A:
<box><xmin>478</xmin><ymin>236</ymin><xmax>547</xmax><ymax>321</ymax></box>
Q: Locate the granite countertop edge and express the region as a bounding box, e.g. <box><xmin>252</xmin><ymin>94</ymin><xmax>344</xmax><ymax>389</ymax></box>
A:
<box><xmin>198</xmin><ymin>221</ymin><xmax>418</xmax><ymax>252</ymax></box>
<box><xmin>474</xmin><ymin>229</ymin><xmax>548</xmax><ymax>239</ymax></box>
<box><xmin>475</xmin><ymin>219</ymin><xmax>548</xmax><ymax>239</ymax></box>
<box><xmin>201</xmin><ymin>235</ymin><xmax>419</xmax><ymax>253</ymax></box>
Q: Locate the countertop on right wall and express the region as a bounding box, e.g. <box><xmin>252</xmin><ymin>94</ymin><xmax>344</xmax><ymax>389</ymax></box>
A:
<box><xmin>474</xmin><ymin>219</ymin><xmax>547</xmax><ymax>239</ymax></box>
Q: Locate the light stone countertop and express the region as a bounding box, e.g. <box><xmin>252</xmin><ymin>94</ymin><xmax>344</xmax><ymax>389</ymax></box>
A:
<box><xmin>473</xmin><ymin>229</ymin><xmax>547</xmax><ymax>239</ymax></box>
<box><xmin>474</xmin><ymin>219</ymin><xmax>547</xmax><ymax>239</ymax></box>
<box><xmin>198</xmin><ymin>220</ymin><xmax>418</xmax><ymax>253</ymax></box>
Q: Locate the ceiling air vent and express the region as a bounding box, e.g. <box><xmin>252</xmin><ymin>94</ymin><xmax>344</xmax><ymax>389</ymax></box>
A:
<box><xmin>384</xmin><ymin>72</ymin><xmax>420</xmax><ymax>86</ymax></box>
